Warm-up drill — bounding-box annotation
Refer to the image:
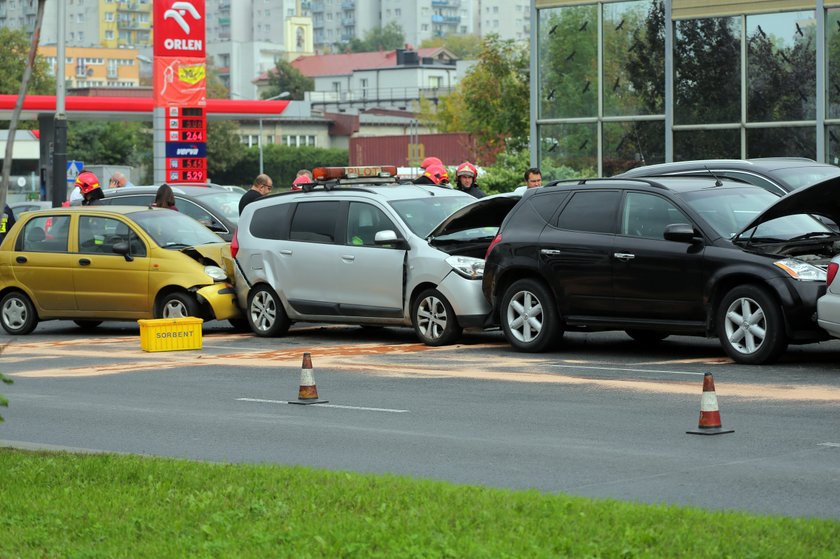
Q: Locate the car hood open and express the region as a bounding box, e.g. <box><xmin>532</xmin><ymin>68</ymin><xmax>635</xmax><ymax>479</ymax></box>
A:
<box><xmin>736</xmin><ymin>175</ymin><xmax>840</xmax><ymax>236</ymax></box>
<box><xmin>427</xmin><ymin>193</ymin><xmax>521</xmax><ymax>239</ymax></box>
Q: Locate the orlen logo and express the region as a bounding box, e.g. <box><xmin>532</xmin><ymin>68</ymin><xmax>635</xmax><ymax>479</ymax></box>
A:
<box><xmin>154</xmin><ymin>0</ymin><xmax>206</xmax><ymax>57</ymax></box>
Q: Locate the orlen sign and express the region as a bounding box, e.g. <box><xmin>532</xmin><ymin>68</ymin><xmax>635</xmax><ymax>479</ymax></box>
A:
<box><xmin>154</xmin><ymin>0</ymin><xmax>206</xmax><ymax>58</ymax></box>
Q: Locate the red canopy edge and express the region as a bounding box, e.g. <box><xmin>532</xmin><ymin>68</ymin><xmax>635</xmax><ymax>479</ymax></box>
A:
<box><xmin>0</xmin><ymin>95</ymin><xmax>289</xmax><ymax>117</ymax></box>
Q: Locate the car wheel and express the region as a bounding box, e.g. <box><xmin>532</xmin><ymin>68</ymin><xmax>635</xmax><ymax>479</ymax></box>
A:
<box><xmin>0</xmin><ymin>291</ymin><xmax>38</xmax><ymax>335</ymax></box>
<box><xmin>74</xmin><ymin>320</ymin><xmax>103</xmax><ymax>330</ymax></box>
<box><xmin>157</xmin><ymin>292</ymin><xmax>200</xmax><ymax>319</ymax></box>
<box><xmin>411</xmin><ymin>288</ymin><xmax>462</xmax><ymax>346</ymax></box>
<box><xmin>717</xmin><ymin>285</ymin><xmax>787</xmax><ymax>365</ymax></box>
<box><xmin>247</xmin><ymin>285</ymin><xmax>290</xmax><ymax>337</ymax></box>
<box><xmin>625</xmin><ymin>330</ymin><xmax>669</xmax><ymax>343</ymax></box>
<box><xmin>500</xmin><ymin>278</ymin><xmax>560</xmax><ymax>352</ymax></box>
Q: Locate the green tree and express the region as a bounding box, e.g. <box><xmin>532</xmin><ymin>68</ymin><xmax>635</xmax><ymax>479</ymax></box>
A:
<box><xmin>0</xmin><ymin>27</ymin><xmax>54</xmax><ymax>96</ymax></box>
<box><xmin>264</xmin><ymin>59</ymin><xmax>314</xmax><ymax>101</ymax></box>
<box><xmin>431</xmin><ymin>34</ymin><xmax>529</xmax><ymax>162</ymax></box>
<box><xmin>207</xmin><ymin>120</ymin><xmax>245</xmax><ymax>181</ymax></box>
<box><xmin>67</xmin><ymin>121</ymin><xmax>149</xmax><ymax>169</ymax></box>
<box><xmin>420</xmin><ymin>34</ymin><xmax>482</xmax><ymax>59</ymax></box>
<box><xmin>215</xmin><ymin>145</ymin><xmax>348</xmax><ymax>187</ymax></box>
<box><xmin>343</xmin><ymin>22</ymin><xmax>405</xmax><ymax>53</ymax></box>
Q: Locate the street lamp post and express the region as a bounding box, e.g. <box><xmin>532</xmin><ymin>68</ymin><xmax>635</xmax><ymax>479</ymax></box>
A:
<box><xmin>259</xmin><ymin>92</ymin><xmax>290</xmax><ymax>175</ymax></box>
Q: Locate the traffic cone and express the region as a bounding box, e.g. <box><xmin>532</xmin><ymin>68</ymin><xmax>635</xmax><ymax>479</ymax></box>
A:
<box><xmin>687</xmin><ymin>372</ymin><xmax>733</xmax><ymax>435</ymax></box>
<box><xmin>288</xmin><ymin>352</ymin><xmax>328</xmax><ymax>405</ymax></box>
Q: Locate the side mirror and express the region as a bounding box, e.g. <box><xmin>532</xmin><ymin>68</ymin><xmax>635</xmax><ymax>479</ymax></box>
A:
<box><xmin>374</xmin><ymin>229</ymin><xmax>408</xmax><ymax>249</ymax></box>
<box><xmin>112</xmin><ymin>241</ymin><xmax>134</xmax><ymax>262</ymax></box>
<box><xmin>663</xmin><ymin>223</ymin><xmax>702</xmax><ymax>243</ymax></box>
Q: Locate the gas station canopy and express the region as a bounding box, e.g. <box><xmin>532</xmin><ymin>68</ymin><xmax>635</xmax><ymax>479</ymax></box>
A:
<box><xmin>0</xmin><ymin>95</ymin><xmax>289</xmax><ymax>121</ymax></box>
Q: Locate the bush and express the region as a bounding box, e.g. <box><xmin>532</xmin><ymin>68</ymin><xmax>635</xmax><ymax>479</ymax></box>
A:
<box><xmin>213</xmin><ymin>146</ymin><xmax>349</xmax><ymax>189</ymax></box>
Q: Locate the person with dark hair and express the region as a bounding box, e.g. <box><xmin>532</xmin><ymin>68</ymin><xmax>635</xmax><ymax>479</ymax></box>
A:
<box><xmin>152</xmin><ymin>183</ymin><xmax>178</xmax><ymax>210</ymax></box>
<box><xmin>239</xmin><ymin>173</ymin><xmax>273</xmax><ymax>213</ymax></box>
<box><xmin>524</xmin><ymin>167</ymin><xmax>543</xmax><ymax>188</ymax></box>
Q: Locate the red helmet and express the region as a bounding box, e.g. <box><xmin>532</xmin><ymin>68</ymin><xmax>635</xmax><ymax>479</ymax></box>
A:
<box><xmin>291</xmin><ymin>174</ymin><xmax>312</xmax><ymax>191</ymax></box>
<box><xmin>420</xmin><ymin>156</ymin><xmax>442</xmax><ymax>169</ymax></box>
<box><xmin>75</xmin><ymin>171</ymin><xmax>101</xmax><ymax>195</ymax></box>
<box><xmin>423</xmin><ymin>164</ymin><xmax>449</xmax><ymax>185</ymax></box>
<box><xmin>456</xmin><ymin>161</ymin><xmax>477</xmax><ymax>178</ymax></box>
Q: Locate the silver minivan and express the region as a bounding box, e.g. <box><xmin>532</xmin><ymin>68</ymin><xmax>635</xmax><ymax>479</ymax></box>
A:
<box><xmin>231</xmin><ymin>166</ymin><xmax>517</xmax><ymax>345</ymax></box>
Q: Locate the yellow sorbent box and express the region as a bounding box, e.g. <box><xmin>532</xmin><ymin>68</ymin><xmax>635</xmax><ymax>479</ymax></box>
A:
<box><xmin>138</xmin><ymin>317</ymin><xmax>203</xmax><ymax>352</ymax></box>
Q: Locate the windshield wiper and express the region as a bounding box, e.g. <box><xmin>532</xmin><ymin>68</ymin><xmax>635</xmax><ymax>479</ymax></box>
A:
<box><xmin>788</xmin><ymin>232</ymin><xmax>840</xmax><ymax>241</ymax></box>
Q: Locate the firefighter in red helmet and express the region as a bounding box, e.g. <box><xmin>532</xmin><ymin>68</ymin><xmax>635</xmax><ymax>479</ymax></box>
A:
<box><xmin>75</xmin><ymin>171</ymin><xmax>104</xmax><ymax>205</ymax></box>
<box><xmin>420</xmin><ymin>156</ymin><xmax>443</xmax><ymax>170</ymax></box>
<box><xmin>454</xmin><ymin>161</ymin><xmax>485</xmax><ymax>198</ymax></box>
<box><xmin>413</xmin><ymin>163</ymin><xmax>450</xmax><ymax>186</ymax></box>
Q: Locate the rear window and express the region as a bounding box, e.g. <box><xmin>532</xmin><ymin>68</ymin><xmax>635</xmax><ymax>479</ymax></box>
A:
<box><xmin>250</xmin><ymin>203</ymin><xmax>292</xmax><ymax>240</ymax></box>
<box><xmin>289</xmin><ymin>201</ymin><xmax>341</xmax><ymax>243</ymax></box>
<box><xmin>555</xmin><ymin>191</ymin><xmax>620</xmax><ymax>234</ymax></box>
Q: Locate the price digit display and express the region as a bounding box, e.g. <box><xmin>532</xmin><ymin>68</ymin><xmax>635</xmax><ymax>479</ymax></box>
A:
<box><xmin>165</xmin><ymin>106</ymin><xmax>207</xmax><ymax>184</ymax></box>
<box><xmin>181</xmin><ymin>130</ymin><xmax>205</xmax><ymax>141</ymax></box>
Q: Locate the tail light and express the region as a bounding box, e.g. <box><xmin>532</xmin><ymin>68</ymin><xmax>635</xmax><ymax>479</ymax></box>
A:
<box><xmin>231</xmin><ymin>228</ymin><xmax>239</xmax><ymax>259</ymax></box>
<box><xmin>827</xmin><ymin>261</ymin><xmax>839</xmax><ymax>287</ymax></box>
<box><xmin>485</xmin><ymin>233</ymin><xmax>502</xmax><ymax>260</ymax></box>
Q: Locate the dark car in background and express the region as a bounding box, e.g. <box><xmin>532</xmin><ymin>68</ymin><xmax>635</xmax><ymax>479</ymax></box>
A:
<box><xmin>94</xmin><ymin>184</ymin><xmax>243</xmax><ymax>241</ymax></box>
<box><xmin>618</xmin><ymin>157</ymin><xmax>840</xmax><ymax>196</ymax></box>
<box><xmin>482</xmin><ymin>175</ymin><xmax>840</xmax><ymax>365</ymax></box>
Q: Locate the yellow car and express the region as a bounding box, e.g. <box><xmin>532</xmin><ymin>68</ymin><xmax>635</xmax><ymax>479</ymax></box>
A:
<box><xmin>0</xmin><ymin>206</ymin><xmax>243</xmax><ymax>335</ymax></box>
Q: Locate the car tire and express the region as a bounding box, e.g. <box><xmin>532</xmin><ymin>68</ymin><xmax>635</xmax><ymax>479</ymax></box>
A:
<box><xmin>247</xmin><ymin>285</ymin><xmax>290</xmax><ymax>337</ymax></box>
<box><xmin>411</xmin><ymin>288</ymin><xmax>462</xmax><ymax>346</ymax></box>
<box><xmin>157</xmin><ymin>291</ymin><xmax>201</xmax><ymax>319</ymax></box>
<box><xmin>716</xmin><ymin>285</ymin><xmax>787</xmax><ymax>365</ymax></box>
<box><xmin>500</xmin><ymin>278</ymin><xmax>560</xmax><ymax>352</ymax></box>
<box><xmin>625</xmin><ymin>330</ymin><xmax>669</xmax><ymax>343</ymax></box>
<box><xmin>0</xmin><ymin>291</ymin><xmax>38</xmax><ymax>335</ymax></box>
<box><xmin>74</xmin><ymin>320</ymin><xmax>103</xmax><ymax>330</ymax></box>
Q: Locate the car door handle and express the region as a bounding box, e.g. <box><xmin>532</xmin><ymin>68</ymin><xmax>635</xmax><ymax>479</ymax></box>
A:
<box><xmin>613</xmin><ymin>252</ymin><xmax>635</xmax><ymax>261</ymax></box>
<box><xmin>79</xmin><ymin>258</ymin><xmax>92</xmax><ymax>266</ymax></box>
<box><xmin>341</xmin><ymin>255</ymin><xmax>356</xmax><ymax>262</ymax></box>
<box><xmin>279</xmin><ymin>249</ymin><xmax>292</xmax><ymax>255</ymax></box>
<box><xmin>540</xmin><ymin>249</ymin><xmax>562</xmax><ymax>255</ymax></box>
<box><xmin>15</xmin><ymin>256</ymin><xmax>26</xmax><ymax>263</ymax></box>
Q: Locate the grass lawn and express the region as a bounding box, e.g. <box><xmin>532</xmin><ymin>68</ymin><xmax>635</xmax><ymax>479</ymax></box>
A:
<box><xmin>1</xmin><ymin>448</ymin><xmax>838</xmax><ymax>558</ymax></box>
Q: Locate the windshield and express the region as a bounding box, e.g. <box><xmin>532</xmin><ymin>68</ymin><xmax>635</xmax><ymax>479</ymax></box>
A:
<box><xmin>389</xmin><ymin>196</ymin><xmax>473</xmax><ymax>237</ymax></box>
<box><xmin>768</xmin><ymin>165</ymin><xmax>840</xmax><ymax>190</ymax></box>
<box><xmin>194</xmin><ymin>191</ymin><xmax>243</xmax><ymax>225</ymax></box>
<box><xmin>131</xmin><ymin>209</ymin><xmax>226</xmax><ymax>248</ymax></box>
<box><xmin>682</xmin><ymin>187</ymin><xmax>832</xmax><ymax>240</ymax></box>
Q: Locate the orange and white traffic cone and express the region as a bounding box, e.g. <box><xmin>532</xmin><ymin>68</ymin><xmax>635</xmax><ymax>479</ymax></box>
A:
<box><xmin>687</xmin><ymin>372</ymin><xmax>733</xmax><ymax>435</ymax></box>
<box><xmin>288</xmin><ymin>352</ymin><xmax>328</xmax><ymax>405</ymax></box>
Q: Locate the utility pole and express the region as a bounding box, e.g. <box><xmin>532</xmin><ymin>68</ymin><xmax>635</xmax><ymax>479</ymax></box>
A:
<box><xmin>1</xmin><ymin>0</ymin><xmax>48</xmax><ymax>210</ymax></box>
<box><xmin>52</xmin><ymin>0</ymin><xmax>67</xmax><ymax>207</ymax></box>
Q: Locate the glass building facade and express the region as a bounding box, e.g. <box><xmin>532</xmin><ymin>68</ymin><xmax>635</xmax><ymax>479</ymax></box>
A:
<box><xmin>531</xmin><ymin>0</ymin><xmax>840</xmax><ymax>175</ymax></box>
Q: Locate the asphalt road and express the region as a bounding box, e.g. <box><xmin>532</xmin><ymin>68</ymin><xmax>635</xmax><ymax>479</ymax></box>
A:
<box><xmin>2</xmin><ymin>320</ymin><xmax>840</xmax><ymax>520</ymax></box>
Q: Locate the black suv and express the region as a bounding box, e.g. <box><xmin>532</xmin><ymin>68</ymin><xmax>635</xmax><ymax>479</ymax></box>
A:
<box><xmin>482</xmin><ymin>176</ymin><xmax>840</xmax><ymax>364</ymax></box>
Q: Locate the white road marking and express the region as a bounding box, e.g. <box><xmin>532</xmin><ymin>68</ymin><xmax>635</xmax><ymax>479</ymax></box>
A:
<box><xmin>236</xmin><ymin>397</ymin><xmax>409</xmax><ymax>413</ymax></box>
<box><xmin>550</xmin><ymin>364</ymin><xmax>705</xmax><ymax>376</ymax></box>
<box><xmin>818</xmin><ymin>442</ymin><xmax>840</xmax><ymax>448</ymax></box>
